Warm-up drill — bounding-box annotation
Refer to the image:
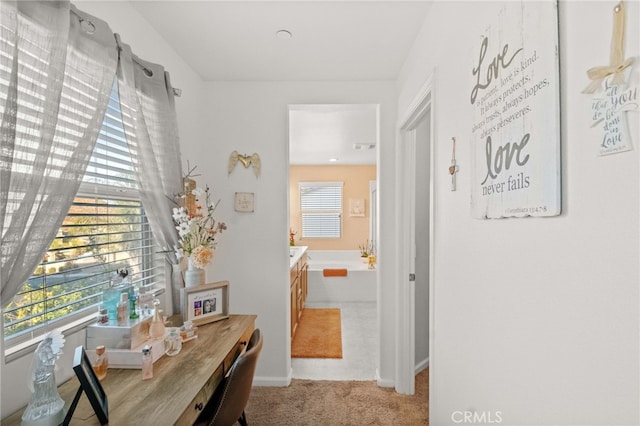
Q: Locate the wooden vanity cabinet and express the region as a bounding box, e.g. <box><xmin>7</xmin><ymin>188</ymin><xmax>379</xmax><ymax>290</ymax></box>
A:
<box><xmin>290</xmin><ymin>252</ymin><xmax>308</xmax><ymax>338</ymax></box>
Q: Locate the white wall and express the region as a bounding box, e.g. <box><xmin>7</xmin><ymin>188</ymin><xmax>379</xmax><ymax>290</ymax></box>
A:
<box><xmin>192</xmin><ymin>81</ymin><xmax>398</xmax><ymax>385</ymax></box>
<box><xmin>0</xmin><ymin>1</ymin><xmax>206</xmax><ymax>418</ymax></box>
<box><xmin>397</xmin><ymin>1</ymin><xmax>639</xmax><ymax>425</ymax></box>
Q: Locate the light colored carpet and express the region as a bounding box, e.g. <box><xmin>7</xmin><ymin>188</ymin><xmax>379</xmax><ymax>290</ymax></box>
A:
<box><xmin>291</xmin><ymin>308</ymin><xmax>343</xmax><ymax>358</ymax></box>
<box><xmin>246</xmin><ymin>368</ymin><xmax>429</xmax><ymax>425</ymax></box>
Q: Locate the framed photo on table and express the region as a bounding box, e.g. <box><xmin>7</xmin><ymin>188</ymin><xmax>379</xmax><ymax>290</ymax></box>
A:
<box><xmin>181</xmin><ymin>281</ymin><xmax>229</xmax><ymax>326</ymax></box>
<box><xmin>64</xmin><ymin>346</ymin><xmax>108</xmax><ymax>425</ymax></box>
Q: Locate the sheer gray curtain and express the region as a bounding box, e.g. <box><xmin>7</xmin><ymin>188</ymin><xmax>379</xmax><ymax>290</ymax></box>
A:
<box><xmin>0</xmin><ymin>2</ymin><xmax>118</xmax><ymax>308</ymax></box>
<box><xmin>116</xmin><ymin>38</ymin><xmax>184</xmax><ymax>315</ymax></box>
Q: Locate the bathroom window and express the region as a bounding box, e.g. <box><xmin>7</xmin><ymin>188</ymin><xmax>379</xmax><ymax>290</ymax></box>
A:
<box><xmin>3</xmin><ymin>82</ymin><xmax>163</xmax><ymax>353</ymax></box>
<box><xmin>299</xmin><ymin>182</ymin><xmax>343</xmax><ymax>238</ymax></box>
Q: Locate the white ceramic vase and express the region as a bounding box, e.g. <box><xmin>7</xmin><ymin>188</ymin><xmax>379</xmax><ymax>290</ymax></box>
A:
<box><xmin>185</xmin><ymin>257</ymin><xmax>205</xmax><ymax>287</ymax></box>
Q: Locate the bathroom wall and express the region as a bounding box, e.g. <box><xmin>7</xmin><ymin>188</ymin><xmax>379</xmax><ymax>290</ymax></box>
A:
<box><xmin>289</xmin><ymin>165</ymin><xmax>376</xmax><ymax>250</ymax></box>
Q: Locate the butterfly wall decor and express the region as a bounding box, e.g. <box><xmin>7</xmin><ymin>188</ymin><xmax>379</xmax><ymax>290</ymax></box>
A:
<box><xmin>228</xmin><ymin>151</ymin><xmax>261</xmax><ymax>178</ymax></box>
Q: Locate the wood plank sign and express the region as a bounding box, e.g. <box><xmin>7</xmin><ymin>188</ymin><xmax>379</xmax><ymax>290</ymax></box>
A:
<box><xmin>470</xmin><ymin>1</ymin><xmax>561</xmax><ymax>219</ymax></box>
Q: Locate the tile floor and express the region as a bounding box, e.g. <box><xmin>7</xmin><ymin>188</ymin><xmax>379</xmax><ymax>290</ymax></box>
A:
<box><xmin>291</xmin><ymin>301</ymin><xmax>378</xmax><ymax>381</ymax></box>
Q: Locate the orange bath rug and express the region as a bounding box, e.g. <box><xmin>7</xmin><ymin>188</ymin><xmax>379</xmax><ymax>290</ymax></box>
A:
<box><xmin>323</xmin><ymin>268</ymin><xmax>348</xmax><ymax>277</ymax></box>
<box><xmin>291</xmin><ymin>308</ymin><xmax>343</xmax><ymax>358</ymax></box>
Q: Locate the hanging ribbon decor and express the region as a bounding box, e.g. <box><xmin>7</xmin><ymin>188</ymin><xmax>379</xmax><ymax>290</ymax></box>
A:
<box><xmin>584</xmin><ymin>1</ymin><xmax>638</xmax><ymax>156</ymax></box>
<box><xmin>583</xmin><ymin>2</ymin><xmax>633</xmax><ymax>94</ymax></box>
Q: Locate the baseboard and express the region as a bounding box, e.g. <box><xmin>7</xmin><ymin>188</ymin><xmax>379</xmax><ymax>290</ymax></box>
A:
<box><xmin>415</xmin><ymin>357</ymin><xmax>429</xmax><ymax>374</ymax></box>
<box><xmin>253</xmin><ymin>374</ymin><xmax>291</xmax><ymax>387</ymax></box>
<box><xmin>376</xmin><ymin>368</ymin><xmax>395</xmax><ymax>388</ymax></box>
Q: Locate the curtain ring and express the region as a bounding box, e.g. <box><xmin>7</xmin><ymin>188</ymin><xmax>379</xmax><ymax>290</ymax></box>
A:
<box><xmin>71</xmin><ymin>7</ymin><xmax>96</xmax><ymax>34</ymax></box>
<box><xmin>79</xmin><ymin>19</ymin><xmax>96</xmax><ymax>34</ymax></box>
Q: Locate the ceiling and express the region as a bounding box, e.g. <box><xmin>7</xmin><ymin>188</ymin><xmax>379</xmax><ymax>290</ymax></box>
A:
<box><xmin>289</xmin><ymin>104</ymin><xmax>378</xmax><ymax>165</ymax></box>
<box><xmin>128</xmin><ymin>1</ymin><xmax>432</xmax><ymax>164</ymax></box>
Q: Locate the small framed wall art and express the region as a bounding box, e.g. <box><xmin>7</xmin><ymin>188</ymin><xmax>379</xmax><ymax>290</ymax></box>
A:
<box><xmin>181</xmin><ymin>280</ymin><xmax>229</xmax><ymax>326</ymax></box>
<box><xmin>349</xmin><ymin>198</ymin><xmax>365</xmax><ymax>217</ymax></box>
<box><xmin>234</xmin><ymin>192</ymin><xmax>255</xmax><ymax>212</ymax></box>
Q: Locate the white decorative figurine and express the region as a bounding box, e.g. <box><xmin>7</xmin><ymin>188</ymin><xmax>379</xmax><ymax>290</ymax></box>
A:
<box><xmin>21</xmin><ymin>329</ymin><xmax>66</xmax><ymax>426</ymax></box>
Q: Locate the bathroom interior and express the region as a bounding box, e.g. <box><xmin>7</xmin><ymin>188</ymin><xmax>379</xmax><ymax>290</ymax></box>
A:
<box><xmin>288</xmin><ymin>103</ymin><xmax>378</xmax><ymax>381</ymax></box>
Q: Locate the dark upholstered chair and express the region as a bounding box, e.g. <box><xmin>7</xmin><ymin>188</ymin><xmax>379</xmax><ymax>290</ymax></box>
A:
<box><xmin>194</xmin><ymin>328</ymin><xmax>263</xmax><ymax>426</ymax></box>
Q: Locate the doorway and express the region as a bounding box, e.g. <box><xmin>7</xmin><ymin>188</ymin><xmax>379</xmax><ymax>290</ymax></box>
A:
<box><xmin>396</xmin><ymin>74</ymin><xmax>434</xmax><ymax>395</ymax></box>
<box><xmin>288</xmin><ymin>104</ymin><xmax>380</xmax><ymax>381</ymax></box>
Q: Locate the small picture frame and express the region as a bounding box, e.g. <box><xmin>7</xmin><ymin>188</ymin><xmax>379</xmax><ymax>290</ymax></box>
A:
<box><xmin>181</xmin><ymin>280</ymin><xmax>230</xmax><ymax>326</ymax></box>
<box><xmin>349</xmin><ymin>198</ymin><xmax>365</xmax><ymax>217</ymax></box>
<box><xmin>65</xmin><ymin>346</ymin><xmax>108</xmax><ymax>425</ymax></box>
<box><xmin>234</xmin><ymin>192</ymin><xmax>255</xmax><ymax>212</ymax></box>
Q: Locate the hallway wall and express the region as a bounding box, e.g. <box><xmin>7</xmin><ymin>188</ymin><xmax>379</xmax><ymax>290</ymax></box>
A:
<box><xmin>397</xmin><ymin>1</ymin><xmax>639</xmax><ymax>424</ymax></box>
<box><xmin>194</xmin><ymin>81</ymin><xmax>397</xmax><ymax>385</ymax></box>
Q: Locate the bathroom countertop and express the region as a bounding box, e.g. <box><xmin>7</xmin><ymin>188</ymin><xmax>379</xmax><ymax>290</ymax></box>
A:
<box><xmin>289</xmin><ymin>246</ymin><xmax>308</xmax><ymax>269</ymax></box>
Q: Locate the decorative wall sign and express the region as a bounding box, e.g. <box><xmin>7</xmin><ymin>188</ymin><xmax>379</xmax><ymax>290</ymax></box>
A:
<box><xmin>234</xmin><ymin>192</ymin><xmax>255</xmax><ymax>212</ymax></box>
<box><xmin>470</xmin><ymin>1</ymin><xmax>561</xmax><ymax>219</ymax></box>
<box><xmin>584</xmin><ymin>2</ymin><xmax>637</xmax><ymax>156</ymax></box>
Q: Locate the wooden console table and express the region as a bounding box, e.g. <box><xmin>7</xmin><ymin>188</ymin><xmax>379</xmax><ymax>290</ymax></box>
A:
<box><xmin>3</xmin><ymin>314</ymin><xmax>256</xmax><ymax>426</ymax></box>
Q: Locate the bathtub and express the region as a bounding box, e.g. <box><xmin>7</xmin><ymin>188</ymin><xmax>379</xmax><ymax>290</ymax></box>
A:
<box><xmin>306</xmin><ymin>250</ymin><xmax>376</xmax><ymax>303</ymax></box>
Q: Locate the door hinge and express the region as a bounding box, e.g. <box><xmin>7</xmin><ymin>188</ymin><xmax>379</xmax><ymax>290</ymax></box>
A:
<box><xmin>409</xmin><ymin>273</ymin><xmax>416</xmax><ymax>282</ymax></box>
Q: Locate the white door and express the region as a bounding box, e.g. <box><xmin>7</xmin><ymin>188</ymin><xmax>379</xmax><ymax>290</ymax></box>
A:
<box><xmin>414</xmin><ymin>111</ymin><xmax>430</xmax><ymax>371</ymax></box>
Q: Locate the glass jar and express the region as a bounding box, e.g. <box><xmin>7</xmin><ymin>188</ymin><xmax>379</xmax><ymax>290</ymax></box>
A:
<box><xmin>103</xmin><ymin>281</ymin><xmax>133</xmax><ymax>322</ymax></box>
<box><xmin>164</xmin><ymin>327</ymin><xmax>182</xmax><ymax>356</ymax></box>
<box><xmin>96</xmin><ymin>308</ymin><xmax>109</xmax><ymax>325</ymax></box>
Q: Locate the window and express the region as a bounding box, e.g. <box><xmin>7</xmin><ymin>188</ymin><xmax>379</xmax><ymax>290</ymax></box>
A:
<box><xmin>3</xmin><ymin>82</ymin><xmax>164</xmax><ymax>349</ymax></box>
<box><xmin>299</xmin><ymin>182</ymin><xmax>343</xmax><ymax>238</ymax></box>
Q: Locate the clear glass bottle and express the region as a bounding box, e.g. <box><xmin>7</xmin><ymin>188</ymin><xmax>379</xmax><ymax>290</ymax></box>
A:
<box><xmin>148</xmin><ymin>299</ymin><xmax>166</xmax><ymax>339</ymax></box>
<box><xmin>141</xmin><ymin>345</ymin><xmax>153</xmax><ymax>380</ymax></box>
<box><xmin>164</xmin><ymin>327</ymin><xmax>182</xmax><ymax>356</ymax></box>
<box><xmin>129</xmin><ymin>291</ymin><xmax>139</xmax><ymax>320</ymax></box>
<box><xmin>93</xmin><ymin>345</ymin><xmax>108</xmax><ymax>381</ymax></box>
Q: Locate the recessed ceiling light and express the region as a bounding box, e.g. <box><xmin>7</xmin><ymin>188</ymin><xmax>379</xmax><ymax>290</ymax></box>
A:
<box><xmin>276</xmin><ymin>30</ymin><xmax>292</xmax><ymax>40</ymax></box>
<box><xmin>329</xmin><ymin>158</ymin><xmax>338</xmax><ymax>163</ymax></box>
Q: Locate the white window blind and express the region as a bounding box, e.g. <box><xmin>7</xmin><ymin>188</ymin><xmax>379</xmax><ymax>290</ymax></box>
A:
<box><xmin>83</xmin><ymin>83</ymin><xmax>137</xmax><ymax>188</ymax></box>
<box><xmin>3</xmin><ymin>81</ymin><xmax>163</xmax><ymax>347</ymax></box>
<box><xmin>299</xmin><ymin>182</ymin><xmax>343</xmax><ymax>238</ymax></box>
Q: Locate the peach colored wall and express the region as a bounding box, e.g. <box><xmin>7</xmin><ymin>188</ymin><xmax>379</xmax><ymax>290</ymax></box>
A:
<box><xmin>289</xmin><ymin>165</ymin><xmax>376</xmax><ymax>250</ymax></box>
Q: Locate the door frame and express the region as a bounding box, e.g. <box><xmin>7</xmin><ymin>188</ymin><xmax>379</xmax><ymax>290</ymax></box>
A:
<box><xmin>395</xmin><ymin>71</ymin><xmax>435</xmax><ymax>395</ymax></box>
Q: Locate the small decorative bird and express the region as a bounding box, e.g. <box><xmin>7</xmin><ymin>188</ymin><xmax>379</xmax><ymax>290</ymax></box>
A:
<box><xmin>228</xmin><ymin>151</ymin><xmax>261</xmax><ymax>178</ymax></box>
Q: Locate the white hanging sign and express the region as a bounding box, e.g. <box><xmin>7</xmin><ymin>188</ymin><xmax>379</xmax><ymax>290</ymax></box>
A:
<box><xmin>583</xmin><ymin>2</ymin><xmax>637</xmax><ymax>156</ymax></box>
<box><xmin>469</xmin><ymin>1</ymin><xmax>561</xmax><ymax>219</ymax></box>
<box><xmin>590</xmin><ymin>76</ymin><xmax>638</xmax><ymax>155</ymax></box>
